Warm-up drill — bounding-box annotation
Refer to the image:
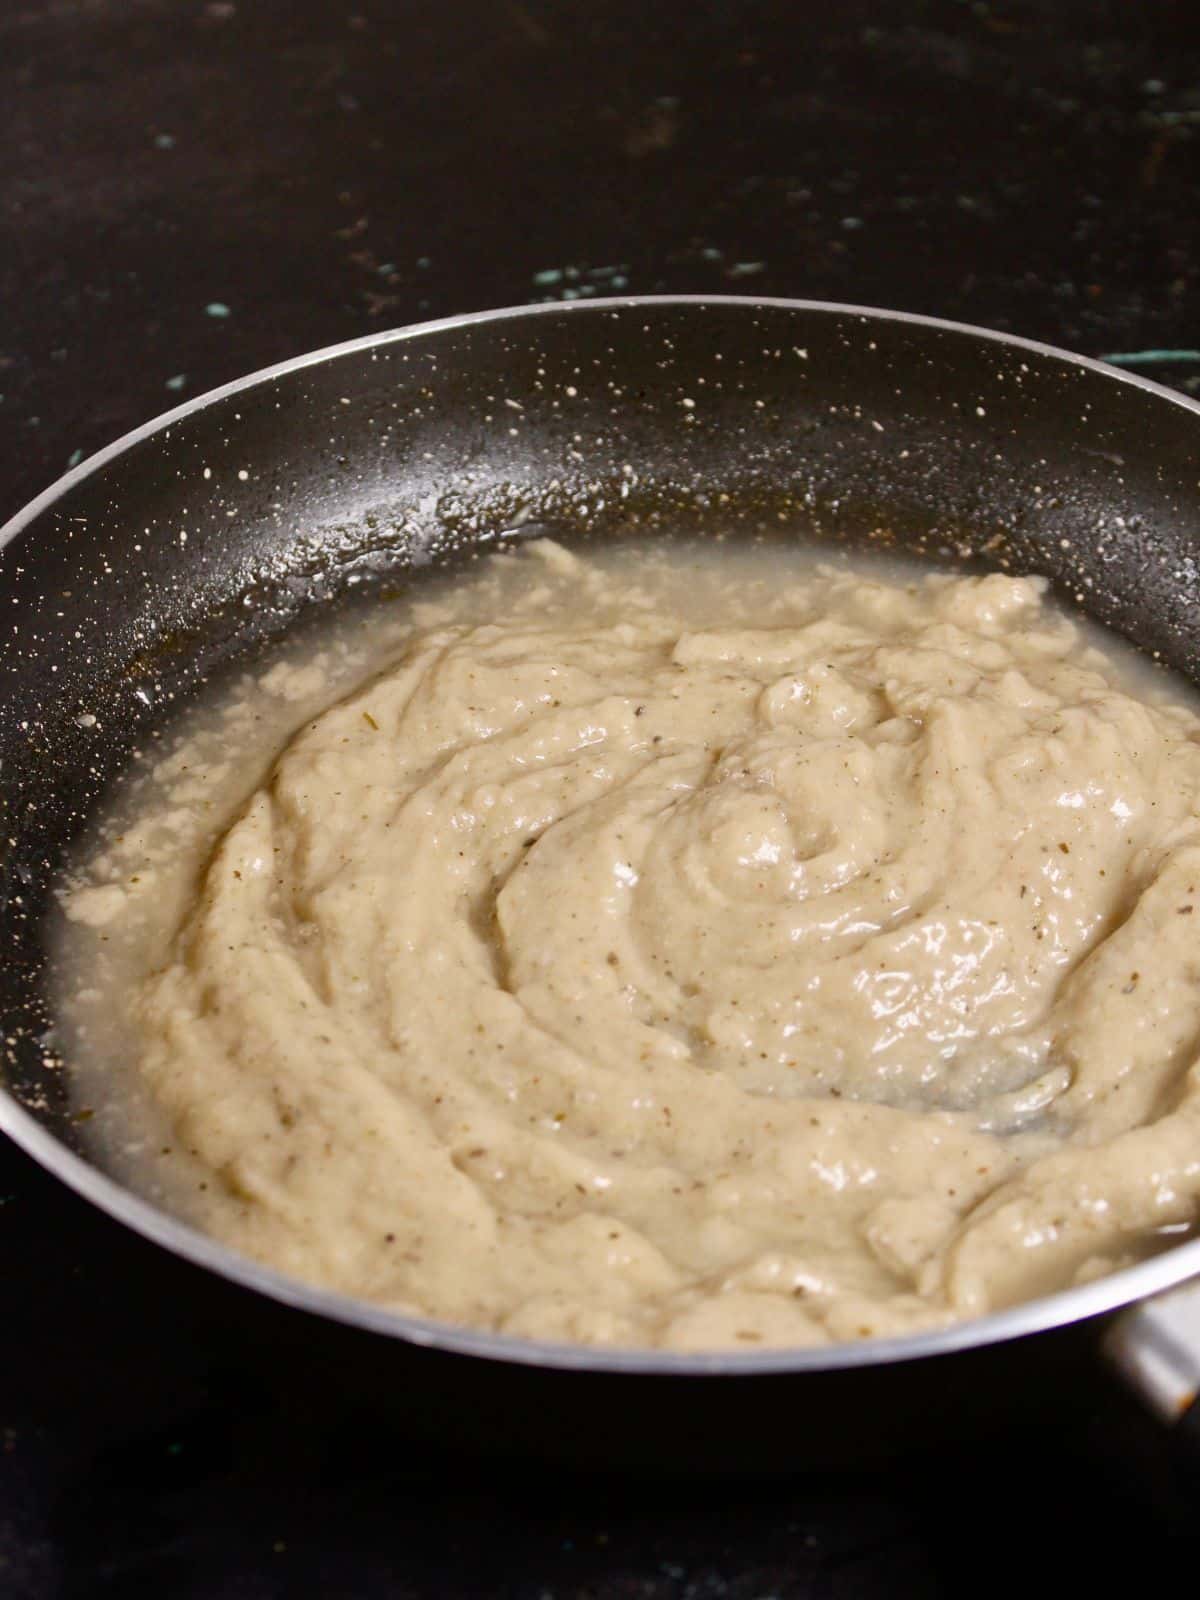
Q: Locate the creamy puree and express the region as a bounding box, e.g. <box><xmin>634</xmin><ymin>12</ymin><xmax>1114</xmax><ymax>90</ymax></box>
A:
<box><xmin>60</xmin><ymin>539</ymin><xmax>1200</xmax><ymax>1349</ymax></box>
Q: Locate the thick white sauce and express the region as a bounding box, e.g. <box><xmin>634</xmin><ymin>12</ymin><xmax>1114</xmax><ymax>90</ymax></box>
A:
<box><xmin>58</xmin><ymin>538</ymin><xmax>1200</xmax><ymax>1348</ymax></box>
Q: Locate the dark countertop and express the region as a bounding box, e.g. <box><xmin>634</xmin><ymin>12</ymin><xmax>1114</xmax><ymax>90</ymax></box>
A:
<box><xmin>3</xmin><ymin>1</ymin><xmax>1200</xmax><ymax>1592</ymax></box>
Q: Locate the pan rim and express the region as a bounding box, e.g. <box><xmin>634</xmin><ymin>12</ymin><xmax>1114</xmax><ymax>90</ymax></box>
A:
<box><xmin>4</xmin><ymin>1082</ymin><xmax>1200</xmax><ymax>1375</ymax></box>
<box><xmin>8</xmin><ymin>291</ymin><xmax>1200</xmax><ymax>549</ymax></box>
<box><xmin>4</xmin><ymin>293</ymin><xmax>1200</xmax><ymax>1377</ymax></box>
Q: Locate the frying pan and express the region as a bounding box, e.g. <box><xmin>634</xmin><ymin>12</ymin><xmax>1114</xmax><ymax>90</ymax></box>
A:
<box><xmin>2</xmin><ymin>297</ymin><xmax>1199</xmax><ymax>1474</ymax></box>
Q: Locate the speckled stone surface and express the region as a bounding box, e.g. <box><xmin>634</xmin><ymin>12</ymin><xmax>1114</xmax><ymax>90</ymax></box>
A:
<box><xmin>2</xmin><ymin>0</ymin><xmax>1200</xmax><ymax>1593</ymax></box>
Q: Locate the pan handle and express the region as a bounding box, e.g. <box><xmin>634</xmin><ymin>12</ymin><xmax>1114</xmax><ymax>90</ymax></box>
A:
<box><xmin>1104</xmin><ymin>1277</ymin><xmax>1200</xmax><ymax>1461</ymax></box>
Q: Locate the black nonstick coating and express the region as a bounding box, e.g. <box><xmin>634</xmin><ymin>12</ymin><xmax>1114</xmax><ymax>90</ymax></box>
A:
<box><xmin>3</xmin><ymin>298</ymin><xmax>1200</xmax><ymax>1470</ymax></box>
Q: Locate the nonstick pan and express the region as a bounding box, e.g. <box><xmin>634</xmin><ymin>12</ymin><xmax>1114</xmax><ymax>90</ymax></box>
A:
<box><xmin>2</xmin><ymin>297</ymin><xmax>1199</xmax><ymax>1474</ymax></box>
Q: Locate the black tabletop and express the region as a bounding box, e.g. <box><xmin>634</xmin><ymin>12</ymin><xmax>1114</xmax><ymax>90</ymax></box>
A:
<box><xmin>3</xmin><ymin>1</ymin><xmax>1200</xmax><ymax>1592</ymax></box>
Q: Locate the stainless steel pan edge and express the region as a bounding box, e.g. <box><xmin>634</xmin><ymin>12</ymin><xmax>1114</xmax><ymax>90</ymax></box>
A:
<box><xmin>2</xmin><ymin>296</ymin><xmax>1199</xmax><ymax>1452</ymax></box>
<box><xmin>2</xmin><ymin>1068</ymin><xmax>1199</xmax><ymax>1379</ymax></box>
